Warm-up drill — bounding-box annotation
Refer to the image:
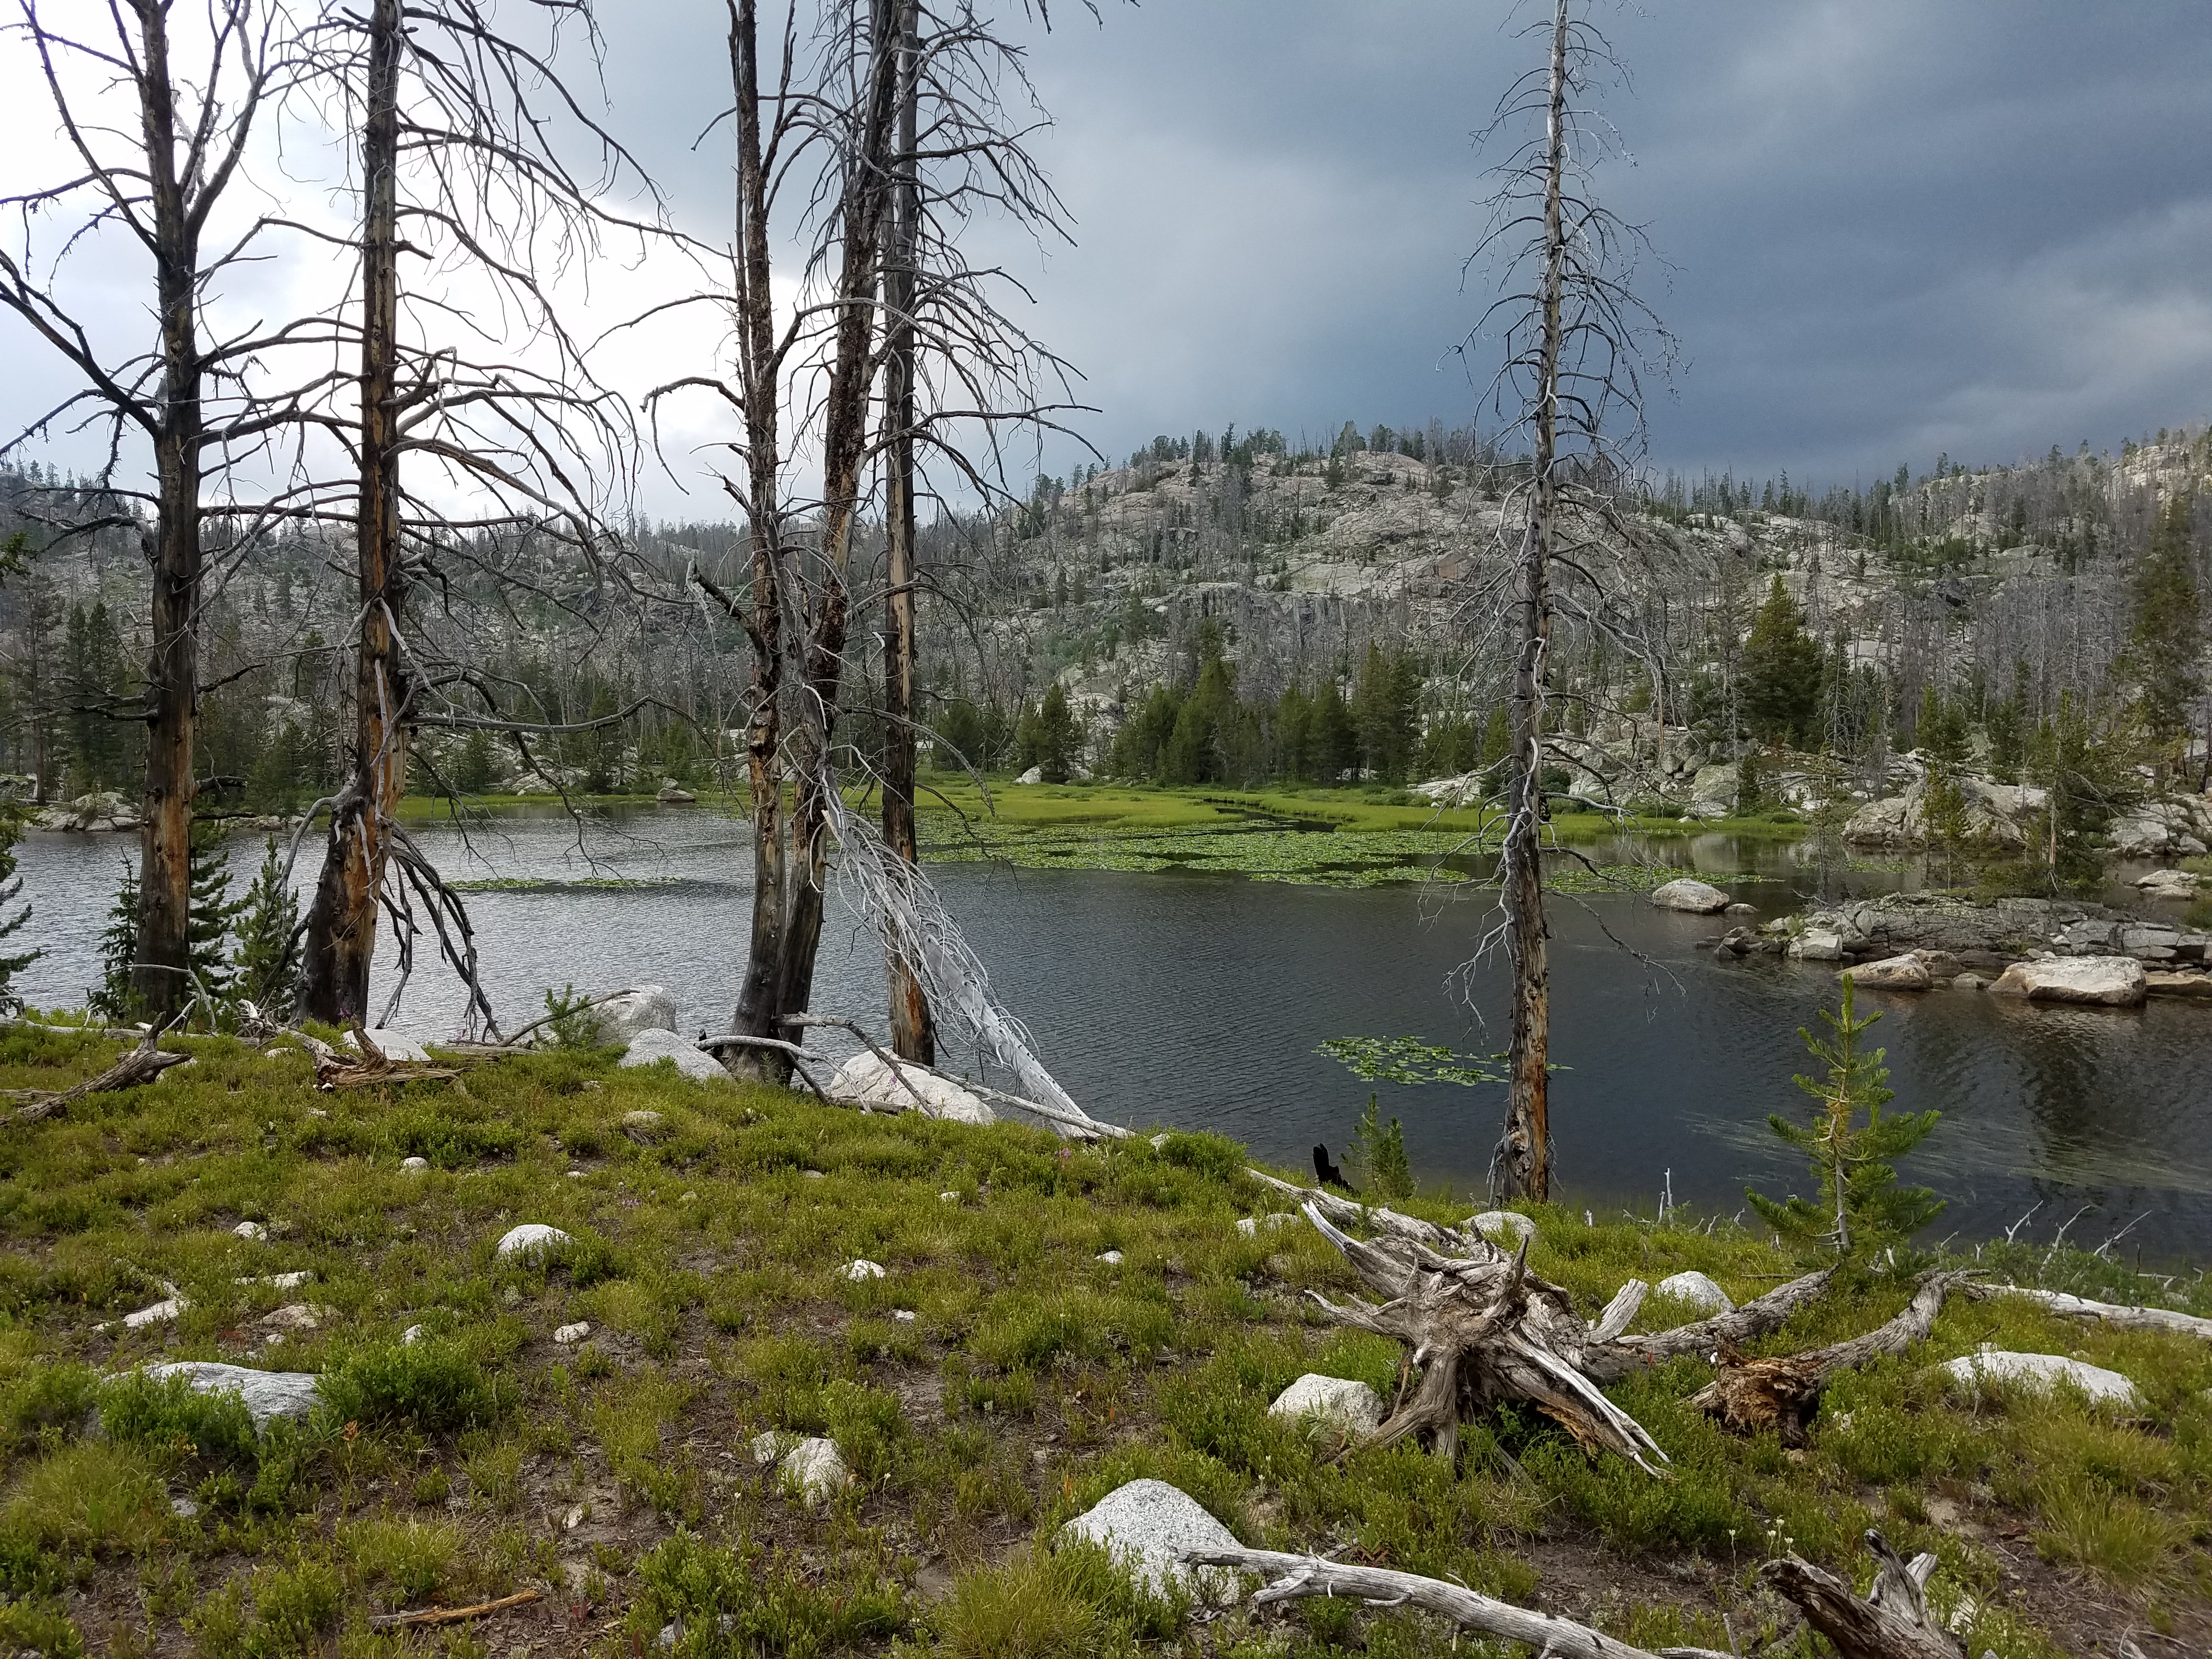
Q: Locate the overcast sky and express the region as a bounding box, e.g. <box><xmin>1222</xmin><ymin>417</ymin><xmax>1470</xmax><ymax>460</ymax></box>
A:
<box><xmin>7</xmin><ymin>1</ymin><xmax>2210</xmax><ymax>516</ymax></box>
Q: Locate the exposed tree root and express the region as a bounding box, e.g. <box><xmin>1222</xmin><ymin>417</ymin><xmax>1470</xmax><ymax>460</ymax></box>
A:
<box><xmin>1686</xmin><ymin>1271</ymin><xmax>1974</xmax><ymax>1446</ymax></box>
<box><xmin>270</xmin><ymin>1026</ymin><xmax>462</xmax><ymax>1092</ymax></box>
<box><xmin>1762</xmin><ymin>1530</ymin><xmax>1984</xmax><ymax>1658</ymax></box>
<box><xmin>1298</xmin><ymin>1201</ymin><xmax>1672</xmax><ymax>1472</ymax></box>
<box><xmin>1187</xmin><ymin>1544</ymin><xmax>1733</xmax><ymax>1659</ymax></box>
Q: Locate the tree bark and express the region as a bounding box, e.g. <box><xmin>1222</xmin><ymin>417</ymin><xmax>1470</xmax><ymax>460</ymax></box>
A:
<box><xmin>299</xmin><ymin>0</ymin><xmax>406</xmax><ymax>1025</ymax></box>
<box><xmin>1498</xmin><ymin>0</ymin><xmax>1570</xmax><ymax>1201</ymax></box>
<box><xmin>881</xmin><ymin>0</ymin><xmax>935</xmax><ymax>1065</ymax></box>
<box><xmin>1761</xmin><ymin>1531</ymin><xmax>1970</xmax><ymax>1659</ymax></box>
<box><xmin>130</xmin><ymin>7</ymin><xmax>202</xmax><ymax>1019</ymax></box>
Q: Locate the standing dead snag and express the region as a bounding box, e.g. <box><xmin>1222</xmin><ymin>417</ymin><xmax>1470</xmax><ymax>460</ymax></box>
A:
<box><xmin>1686</xmin><ymin>1270</ymin><xmax>1974</xmax><ymax>1446</ymax></box>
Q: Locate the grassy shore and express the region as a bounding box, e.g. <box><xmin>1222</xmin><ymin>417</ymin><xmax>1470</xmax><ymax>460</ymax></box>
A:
<box><xmin>0</xmin><ymin>1028</ymin><xmax>2204</xmax><ymax>1656</ymax></box>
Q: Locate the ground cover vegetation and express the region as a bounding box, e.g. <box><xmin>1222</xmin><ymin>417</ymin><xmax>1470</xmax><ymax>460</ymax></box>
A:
<box><xmin>0</xmin><ymin>1026</ymin><xmax>2200</xmax><ymax>1655</ymax></box>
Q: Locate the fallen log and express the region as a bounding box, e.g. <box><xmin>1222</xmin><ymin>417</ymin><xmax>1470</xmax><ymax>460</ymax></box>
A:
<box><xmin>268</xmin><ymin>1026</ymin><xmax>462</xmax><ymax>1093</ymax></box>
<box><xmin>1299</xmin><ymin>1201</ymin><xmax>1671</xmax><ymax>1472</ymax></box>
<box><xmin>1184</xmin><ymin>1545</ymin><xmax>1733</xmax><ymax>1659</ymax></box>
<box><xmin>9</xmin><ymin>1018</ymin><xmax>193</xmax><ymax>1124</ymax></box>
<box><xmin>1762</xmin><ymin>1530</ymin><xmax>1985</xmax><ymax>1659</ymax></box>
<box><xmin>1245</xmin><ymin>1169</ymin><xmax>1471</xmax><ymax>1250</ymax></box>
<box><xmin>1581</xmin><ymin>1265</ymin><xmax>1836</xmax><ymax>1385</ymax></box>
<box><xmin>1964</xmin><ymin>1283</ymin><xmax>2212</xmax><ymax>1342</ymax></box>
<box><xmin>1686</xmin><ymin>1271</ymin><xmax>1974</xmax><ymax>1445</ymax></box>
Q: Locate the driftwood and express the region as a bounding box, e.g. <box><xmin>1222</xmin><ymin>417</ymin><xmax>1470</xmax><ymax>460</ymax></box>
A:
<box><xmin>1762</xmin><ymin>1531</ymin><xmax>1985</xmax><ymax>1659</ymax></box>
<box><xmin>1581</xmin><ymin>1266</ymin><xmax>1836</xmax><ymax>1384</ymax></box>
<box><xmin>9</xmin><ymin>1019</ymin><xmax>193</xmax><ymax>1124</ymax></box>
<box><xmin>1245</xmin><ymin>1169</ymin><xmax>1463</xmax><ymax>1249</ymax></box>
<box><xmin>367</xmin><ymin>1588</ymin><xmax>540</xmax><ymax>1631</ymax></box>
<box><xmin>1299</xmin><ymin>1201</ymin><xmax>1671</xmax><ymax>1471</ymax></box>
<box><xmin>270</xmin><ymin>1026</ymin><xmax>462</xmax><ymax>1092</ymax></box>
<box><xmin>1686</xmin><ymin>1271</ymin><xmax>1974</xmax><ymax>1446</ymax></box>
<box><xmin>1965</xmin><ymin>1283</ymin><xmax>2212</xmax><ymax>1341</ymax></box>
<box><xmin>1186</xmin><ymin>1545</ymin><xmax>1733</xmax><ymax>1659</ymax></box>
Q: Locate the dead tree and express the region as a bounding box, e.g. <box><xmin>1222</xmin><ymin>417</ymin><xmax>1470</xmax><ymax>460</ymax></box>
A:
<box><xmin>661</xmin><ymin>0</ymin><xmax>1082</xmax><ymax>1085</ymax></box>
<box><xmin>1459</xmin><ymin>0</ymin><xmax>1671</xmax><ymax>1199</ymax></box>
<box><xmin>291</xmin><ymin>0</ymin><xmax>647</xmax><ymax>1029</ymax></box>
<box><xmin>0</xmin><ymin>1</ymin><xmax>319</xmax><ymax>1017</ymax></box>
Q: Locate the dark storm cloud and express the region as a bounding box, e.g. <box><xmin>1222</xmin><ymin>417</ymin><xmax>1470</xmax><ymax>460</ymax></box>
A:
<box><xmin>601</xmin><ymin>0</ymin><xmax>2212</xmax><ymax>490</ymax></box>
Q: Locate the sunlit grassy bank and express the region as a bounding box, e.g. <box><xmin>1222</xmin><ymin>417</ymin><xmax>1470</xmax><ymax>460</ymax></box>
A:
<box><xmin>0</xmin><ymin>1026</ymin><xmax>2203</xmax><ymax>1655</ymax></box>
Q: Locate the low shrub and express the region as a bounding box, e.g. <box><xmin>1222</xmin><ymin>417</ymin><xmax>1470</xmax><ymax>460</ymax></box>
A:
<box><xmin>317</xmin><ymin>1339</ymin><xmax>507</xmax><ymax>1435</ymax></box>
<box><xmin>97</xmin><ymin>1370</ymin><xmax>258</xmax><ymax>1471</ymax></box>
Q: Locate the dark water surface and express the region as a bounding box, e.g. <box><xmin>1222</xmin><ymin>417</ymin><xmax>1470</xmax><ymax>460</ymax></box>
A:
<box><xmin>15</xmin><ymin>808</ymin><xmax>2210</xmax><ymax>1257</ymax></box>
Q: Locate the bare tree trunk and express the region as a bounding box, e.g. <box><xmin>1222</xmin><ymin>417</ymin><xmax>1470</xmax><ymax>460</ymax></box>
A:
<box><xmin>725</xmin><ymin>0</ymin><xmax>792</xmax><ymax>1081</ymax></box>
<box><xmin>131</xmin><ymin>3</ymin><xmax>201</xmax><ymax>1018</ymax></box>
<box><xmin>1498</xmin><ymin>1</ymin><xmax>1569</xmax><ymax>1203</ymax></box>
<box><xmin>881</xmin><ymin>0</ymin><xmax>935</xmax><ymax>1064</ymax></box>
<box><xmin>298</xmin><ymin>0</ymin><xmax>404</xmax><ymax>1024</ymax></box>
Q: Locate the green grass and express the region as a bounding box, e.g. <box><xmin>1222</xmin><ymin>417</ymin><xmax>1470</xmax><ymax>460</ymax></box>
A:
<box><xmin>0</xmin><ymin>1025</ymin><xmax>2199</xmax><ymax>1655</ymax></box>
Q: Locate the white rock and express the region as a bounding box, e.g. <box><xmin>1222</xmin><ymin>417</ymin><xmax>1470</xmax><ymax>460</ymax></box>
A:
<box><xmin>400</xmin><ymin>1156</ymin><xmax>429</xmax><ymax>1171</ymax></box>
<box><xmin>259</xmin><ymin>1303</ymin><xmax>321</xmax><ymax>1333</ymax></box>
<box><xmin>1988</xmin><ymin>956</ymin><xmax>2147</xmax><ymax>1007</ymax></box>
<box><xmin>344</xmin><ymin>1029</ymin><xmax>433</xmax><ymax>1063</ymax></box>
<box><xmin>751</xmin><ymin>1430</ymin><xmax>797</xmax><ymax>1465</ymax></box>
<box><xmin>1267</xmin><ymin>1374</ymin><xmax>1384</xmax><ymax>1435</ymax></box>
<box><xmin>1234</xmin><ymin>1213</ymin><xmax>1295</xmax><ymax>1238</ymax></box>
<box><xmin>1013</xmin><ymin>765</ymin><xmax>1045</xmax><ymax>785</ymax></box>
<box><xmin>1097</xmin><ymin>1250</ymin><xmax>1124</xmax><ymax>1265</ymax></box>
<box><xmin>1656</xmin><ymin>1271</ymin><xmax>1734</xmax><ymax>1314</ymax></box>
<box><xmin>778</xmin><ymin>1436</ymin><xmax>853</xmax><ymax>1507</ymax></box>
<box><xmin>1059</xmin><ymin>1478</ymin><xmax>1241</xmax><ymax>1602</ymax></box>
<box><xmin>236</xmin><ymin>1271</ymin><xmax>313</xmax><ymax>1290</ymax></box>
<box><xmin>553</xmin><ymin>1322</ymin><xmax>591</xmax><ymax>1345</ymax></box>
<box><xmin>494</xmin><ymin>1223</ymin><xmax>572</xmax><ymax>1262</ymax></box>
<box><xmin>621</xmin><ymin>1109</ymin><xmax>666</xmax><ymax>1137</ymax></box>
<box><xmin>827</xmin><ymin>1051</ymin><xmax>994</xmax><ymax>1125</ymax></box>
<box><xmin>400</xmin><ymin>1325</ymin><xmax>424</xmax><ymax>1345</ymax></box>
<box><xmin>1466</xmin><ymin>1210</ymin><xmax>1537</xmax><ymax>1246</ymax></box>
<box><xmin>938</xmin><ymin>1190</ymin><xmax>960</xmax><ymax>1203</ymax></box>
<box><xmin>1789</xmin><ymin>929</ymin><xmax>1846</xmax><ymax>962</ymax></box>
<box><xmin>122</xmin><ymin>1297</ymin><xmax>187</xmax><ymax>1329</ymax></box>
<box><xmin>840</xmin><ymin>1259</ymin><xmax>887</xmax><ymax>1282</ymax></box>
<box><xmin>1842</xmin><ymin>953</ymin><xmax>1932</xmax><ymax>991</ymax></box>
<box><xmin>619</xmin><ymin>1027</ymin><xmax>729</xmax><ymax>1082</ymax></box>
<box><xmin>1940</xmin><ymin>1351</ymin><xmax>2141</xmax><ymax>1409</ymax></box>
<box><xmin>2135</xmin><ymin>867</ymin><xmax>2203</xmax><ymax>900</ymax></box>
<box><xmin>135</xmin><ymin>1361</ymin><xmax>321</xmax><ymax>1428</ymax></box>
<box><xmin>1649</xmin><ymin>878</ymin><xmax>1731</xmax><ymax>914</ymax></box>
<box><xmin>588</xmin><ymin>986</ymin><xmax>678</xmax><ymax>1047</ymax></box>
<box><xmin>656</xmin><ymin>781</ymin><xmax>697</xmax><ymax>805</ymax></box>
<box><xmin>233</xmin><ymin>1221</ymin><xmax>267</xmax><ymax>1242</ymax></box>
<box><xmin>892</xmin><ymin>1310</ymin><xmax>917</xmax><ymax>1323</ymax></box>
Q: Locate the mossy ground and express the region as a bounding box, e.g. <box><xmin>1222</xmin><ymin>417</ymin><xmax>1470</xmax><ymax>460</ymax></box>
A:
<box><xmin>0</xmin><ymin>1028</ymin><xmax>2204</xmax><ymax>1657</ymax></box>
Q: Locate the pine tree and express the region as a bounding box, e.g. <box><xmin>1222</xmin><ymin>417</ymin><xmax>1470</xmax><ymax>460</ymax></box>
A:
<box><xmin>0</xmin><ymin>806</ymin><xmax>39</xmax><ymax>1012</ymax></box>
<box><xmin>232</xmin><ymin>837</ymin><xmax>300</xmax><ymax>1019</ymax></box>
<box><xmin>91</xmin><ymin>862</ymin><xmax>140</xmax><ymax>1022</ymax></box>
<box><xmin>1738</xmin><ymin>575</ymin><xmax>1824</xmax><ymax>747</ymax></box>
<box><xmin>1748</xmin><ymin>981</ymin><xmax>1943</xmax><ymax>1261</ymax></box>
<box><xmin>185</xmin><ymin>824</ymin><xmax>241</xmax><ymax>1009</ymax></box>
<box><xmin>2124</xmin><ymin>493</ymin><xmax>2202</xmax><ymax>770</ymax></box>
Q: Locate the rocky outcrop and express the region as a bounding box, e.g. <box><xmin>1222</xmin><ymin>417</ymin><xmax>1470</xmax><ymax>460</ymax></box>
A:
<box><xmin>1988</xmin><ymin>956</ymin><xmax>2147</xmax><ymax>1007</ymax></box>
<box><xmin>1940</xmin><ymin>1350</ymin><xmax>2141</xmax><ymax>1408</ymax></box>
<box><xmin>2136</xmin><ymin>867</ymin><xmax>2204</xmax><ymax>900</ymax></box>
<box><xmin>31</xmin><ymin>790</ymin><xmax>140</xmax><ymax>832</ymax></box>
<box><xmin>134</xmin><ymin>1362</ymin><xmax>321</xmax><ymax>1428</ymax></box>
<box><xmin>1840</xmin><ymin>953</ymin><xmax>1932</xmax><ymax>990</ymax></box>
<box><xmin>2107</xmin><ymin>799</ymin><xmax>2211</xmax><ymax>858</ymax></box>
<box><xmin>656</xmin><ymin>780</ymin><xmax>697</xmax><ymax>804</ymax></box>
<box><xmin>1785</xmin><ymin>892</ymin><xmax>2149</xmax><ymax>967</ymax></box>
<box><xmin>1842</xmin><ymin>777</ymin><xmax>2046</xmax><ymax>850</ymax></box>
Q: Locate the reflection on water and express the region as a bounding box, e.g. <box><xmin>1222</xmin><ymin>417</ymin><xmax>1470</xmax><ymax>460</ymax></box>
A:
<box><xmin>12</xmin><ymin>807</ymin><xmax>2209</xmax><ymax>1256</ymax></box>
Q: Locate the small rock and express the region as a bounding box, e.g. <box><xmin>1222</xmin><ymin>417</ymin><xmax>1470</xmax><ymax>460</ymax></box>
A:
<box><xmin>1841</xmin><ymin>953</ymin><xmax>1932</xmax><ymax>991</ymax></box>
<box><xmin>563</xmin><ymin>1503</ymin><xmax>586</xmax><ymax>1531</ymax></box>
<box><xmin>1940</xmin><ymin>1350</ymin><xmax>2141</xmax><ymax>1409</ymax></box>
<box><xmin>236</xmin><ymin>1270</ymin><xmax>313</xmax><ymax>1290</ymax></box>
<box><xmin>400</xmin><ymin>1325</ymin><xmax>424</xmax><ymax>1345</ymax></box>
<box><xmin>494</xmin><ymin>1223</ymin><xmax>572</xmax><ymax>1262</ymax></box>
<box><xmin>802</xmin><ymin>1170</ymin><xmax>826</xmax><ymax>1181</ymax></box>
<box><xmin>1058</xmin><ymin>1479</ymin><xmax>1240</xmax><ymax>1602</ymax></box>
<box><xmin>840</xmin><ymin>1259</ymin><xmax>887</xmax><ymax>1282</ymax></box>
<box><xmin>1466</xmin><ymin>1210</ymin><xmax>1537</xmax><ymax>1246</ymax></box>
<box><xmin>170</xmin><ymin>1496</ymin><xmax>199</xmax><ymax>1520</ymax></box>
<box><xmin>1268</xmin><ymin>1374</ymin><xmax>1385</xmax><ymax>1435</ymax></box>
<box><xmin>1952</xmin><ymin>973</ymin><xmax>1988</xmax><ymax>991</ymax></box>
<box><xmin>751</xmin><ymin>1430</ymin><xmax>797</xmax><ymax>1466</ymax></box>
<box><xmin>657</xmin><ymin>781</ymin><xmax>698</xmax><ymax>805</ymax></box>
<box><xmin>122</xmin><ymin>1297</ymin><xmax>187</xmax><ymax>1329</ymax></box>
<box><xmin>1650</xmin><ymin>878</ymin><xmax>1731</xmax><ymax>914</ymax></box>
<box><xmin>1096</xmin><ymin>1250</ymin><xmax>1124</xmax><ymax>1265</ymax></box>
<box><xmin>1234</xmin><ymin>1213</ymin><xmax>1294</xmax><ymax>1238</ymax></box>
<box><xmin>553</xmin><ymin>1322</ymin><xmax>591</xmax><ymax>1345</ymax></box>
<box><xmin>620</xmin><ymin>1028</ymin><xmax>729</xmax><ymax>1083</ymax></box>
<box><xmin>621</xmin><ymin>1109</ymin><xmax>667</xmax><ymax>1139</ymax></box>
<box><xmin>892</xmin><ymin>1310</ymin><xmax>917</xmax><ymax>1323</ymax></box>
<box><xmin>657</xmin><ymin>1622</ymin><xmax>679</xmax><ymax>1650</ymax></box>
<box><xmin>777</xmin><ymin>1436</ymin><xmax>853</xmax><ymax>1507</ymax></box>
<box><xmin>133</xmin><ymin>1361</ymin><xmax>320</xmax><ymax>1428</ymax></box>
<box><xmin>400</xmin><ymin>1156</ymin><xmax>429</xmax><ymax>1171</ymax></box>
<box><xmin>1790</xmin><ymin>928</ymin><xmax>1846</xmax><ymax>962</ymax></box>
<box><xmin>1723</xmin><ymin>901</ymin><xmax>1757</xmax><ymax>917</ymax></box>
<box><xmin>1148</xmin><ymin>1133</ymin><xmax>1170</xmax><ymax>1150</ymax></box>
<box><xmin>259</xmin><ymin>1303</ymin><xmax>322</xmax><ymax>1333</ymax></box>
<box><xmin>938</xmin><ymin>1190</ymin><xmax>960</xmax><ymax>1203</ymax></box>
<box><xmin>1656</xmin><ymin>1271</ymin><xmax>1734</xmax><ymax>1314</ymax></box>
<box><xmin>233</xmin><ymin>1221</ymin><xmax>267</xmax><ymax>1242</ymax></box>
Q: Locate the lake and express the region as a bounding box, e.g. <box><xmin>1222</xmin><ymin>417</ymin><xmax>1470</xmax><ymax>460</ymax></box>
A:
<box><xmin>14</xmin><ymin>806</ymin><xmax>2210</xmax><ymax>1259</ymax></box>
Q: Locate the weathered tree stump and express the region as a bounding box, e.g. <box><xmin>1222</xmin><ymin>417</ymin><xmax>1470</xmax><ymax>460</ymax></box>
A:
<box><xmin>1763</xmin><ymin>1530</ymin><xmax>1987</xmax><ymax>1659</ymax></box>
